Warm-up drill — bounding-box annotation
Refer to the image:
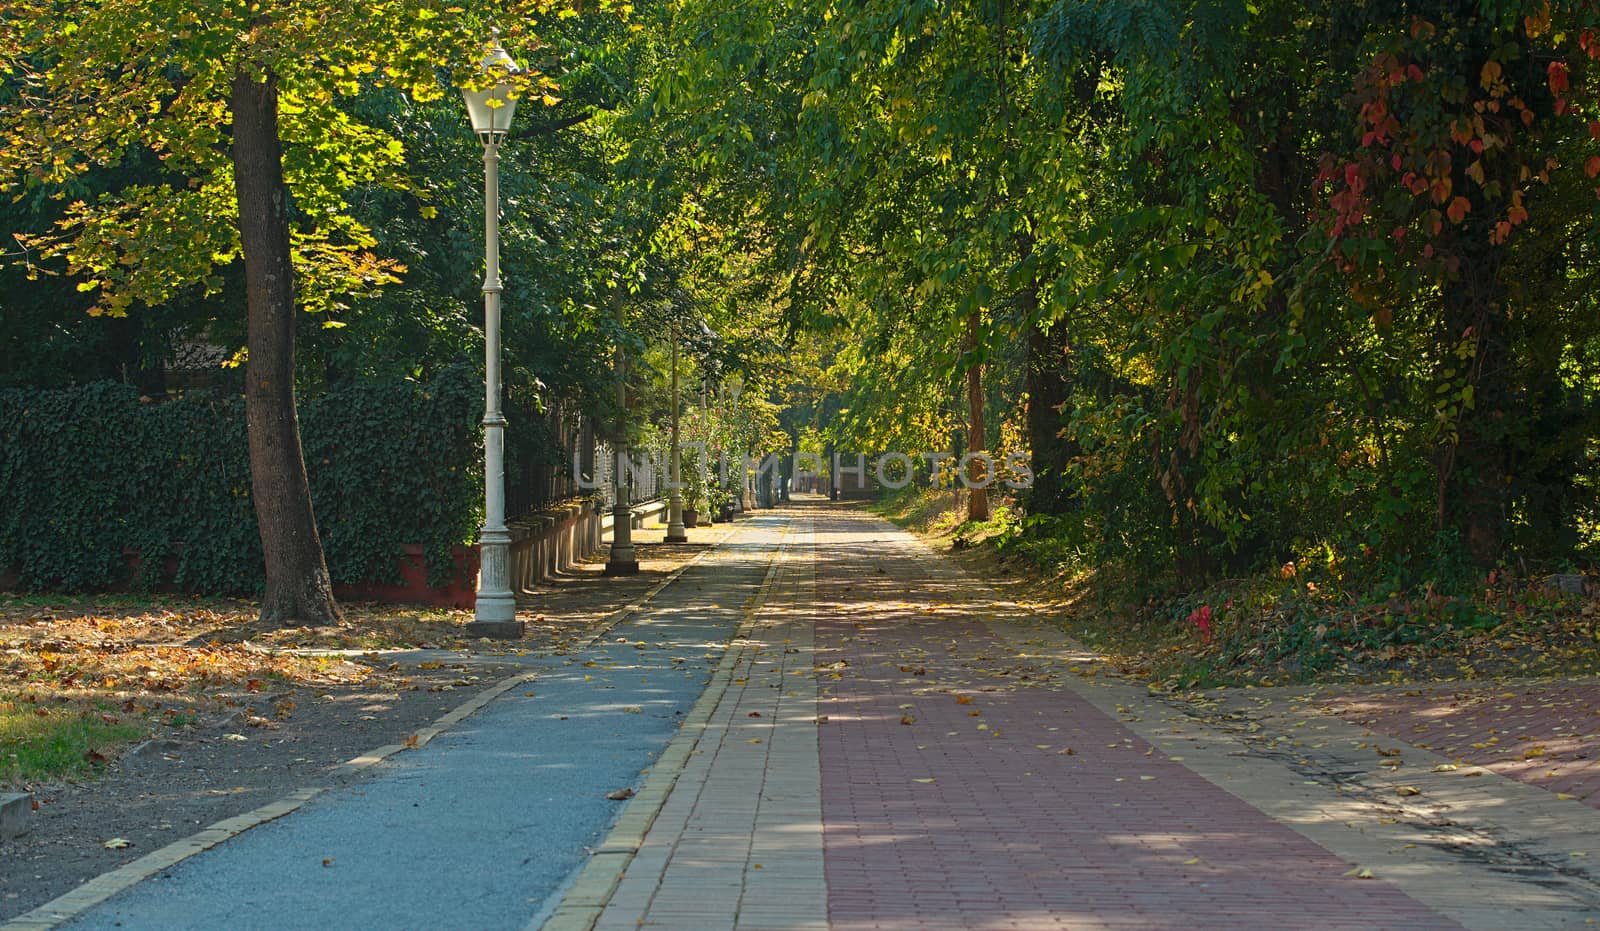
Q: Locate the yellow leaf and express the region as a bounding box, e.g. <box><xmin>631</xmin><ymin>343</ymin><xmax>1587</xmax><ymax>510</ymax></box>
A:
<box><xmin>103</xmin><ymin>838</ymin><xmax>131</xmax><ymax>849</ymax></box>
<box><xmin>913</xmin><ymin>778</ymin><xmax>935</xmax><ymax>784</ymax></box>
<box><xmin>1182</xmin><ymin>857</ymin><xmax>1201</xmax><ymax>866</ymax></box>
<box><xmin>1395</xmin><ymin>785</ymin><xmax>1421</xmax><ymax>797</ymax></box>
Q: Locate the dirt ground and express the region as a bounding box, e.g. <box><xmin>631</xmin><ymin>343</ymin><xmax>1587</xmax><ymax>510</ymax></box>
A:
<box><xmin>0</xmin><ymin>536</ymin><xmax>719</xmax><ymax>922</ymax></box>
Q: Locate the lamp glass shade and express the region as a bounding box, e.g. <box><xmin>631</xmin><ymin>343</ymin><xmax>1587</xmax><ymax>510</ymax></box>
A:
<box><xmin>463</xmin><ymin>39</ymin><xmax>521</xmax><ymax>139</ymax></box>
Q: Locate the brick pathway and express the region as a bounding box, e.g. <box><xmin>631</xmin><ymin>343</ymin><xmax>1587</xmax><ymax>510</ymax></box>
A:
<box><xmin>544</xmin><ymin>500</ymin><xmax>1600</xmax><ymax>930</ymax></box>
<box><xmin>1318</xmin><ymin>682</ymin><xmax>1600</xmax><ymax>806</ymax></box>
<box><xmin>548</xmin><ymin>514</ymin><xmax>829</xmax><ymax>931</ymax></box>
<box><xmin>810</xmin><ymin>510</ymin><xmax>1457</xmax><ymax>931</ymax></box>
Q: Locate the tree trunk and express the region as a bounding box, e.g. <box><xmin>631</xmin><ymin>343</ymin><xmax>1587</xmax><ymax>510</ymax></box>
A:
<box><xmin>1436</xmin><ymin>239</ymin><xmax>1509</xmax><ymax>567</ymax></box>
<box><xmin>964</xmin><ymin>310</ymin><xmax>990</xmax><ymax>522</ymax></box>
<box><xmin>1017</xmin><ymin>227</ymin><xmax>1074</xmax><ymax>517</ymax></box>
<box><xmin>230</xmin><ymin>66</ymin><xmax>341</xmax><ymax>627</ymax></box>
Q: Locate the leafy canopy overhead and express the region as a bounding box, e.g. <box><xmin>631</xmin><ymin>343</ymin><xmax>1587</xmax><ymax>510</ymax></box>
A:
<box><xmin>0</xmin><ymin>0</ymin><xmax>582</xmax><ymax>319</ymax></box>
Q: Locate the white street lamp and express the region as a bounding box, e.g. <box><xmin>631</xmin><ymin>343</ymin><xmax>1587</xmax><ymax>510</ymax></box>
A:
<box><xmin>665</xmin><ymin>323</ymin><xmax>687</xmax><ymax>543</ymax></box>
<box><xmin>605</xmin><ymin>299</ymin><xmax>640</xmax><ymax>576</ymax></box>
<box><xmin>464</xmin><ymin>31</ymin><xmax>523</xmax><ymax>638</ymax></box>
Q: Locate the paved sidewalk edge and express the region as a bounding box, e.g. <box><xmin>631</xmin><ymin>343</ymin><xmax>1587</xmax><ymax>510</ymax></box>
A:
<box><xmin>537</xmin><ymin>519</ymin><xmax>794</xmax><ymax>931</ymax></box>
<box><xmin>2</xmin><ymin>526</ymin><xmax>749</xmax><ymax>931</ymax></box>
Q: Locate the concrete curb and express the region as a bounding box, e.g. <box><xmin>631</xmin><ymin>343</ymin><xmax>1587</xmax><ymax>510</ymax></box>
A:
<box><xmin>537</xmin><ymin>519</ymin><xmax>795</xmax><ymax>931</ymax></box>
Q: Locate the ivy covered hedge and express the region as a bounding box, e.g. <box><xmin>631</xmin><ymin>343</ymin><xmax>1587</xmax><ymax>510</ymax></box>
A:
<box><xmin>0</xmin><ymin>366</ymin><xmax>484</xmax><ymax>594</ymax></box>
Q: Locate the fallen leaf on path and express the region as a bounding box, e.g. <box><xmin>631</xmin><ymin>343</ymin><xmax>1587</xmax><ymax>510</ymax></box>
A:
<box><xmin>900</xmin><ymin>715</ymin><xmax>915</xmax><ymax>725</ymax></box>
<box><xmin>1344</xmin><ymin>867</ymin><xmax>1375</xmax><ymax>879</ymax></box>
<box><xmin>103</xmin><ymin>838</ymin><xmax>131</xmax><ymax>849</ymax></box>
<box><xmin>322</xmin><ymin>858</ymin><xmax>335</xmax><ymax>867</ymax></box>
<box><xmin>605</xmin><ymin>788</ymin><xmax>634</xmax><ymax>800</ymax></box>
<box><xmin>1395</xmin><ymin>786</ymin><xmax>1421</xmax><ymax>797</ymax></box>
<box><xmin>913</xmin><ymin>778</ymin><xmax>935</xmax><ymax>784</ymax></box>
<box><xmin>222</xmin><ymin>733</ymin><xmax>248</xmax><ymax>742</ymax></box>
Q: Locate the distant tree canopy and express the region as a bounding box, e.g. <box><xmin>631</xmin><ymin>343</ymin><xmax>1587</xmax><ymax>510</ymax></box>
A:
<box><xmin>641</xmin><ymin>0</ymin><xmax>1600</xmax><ymax>587</ymax></box>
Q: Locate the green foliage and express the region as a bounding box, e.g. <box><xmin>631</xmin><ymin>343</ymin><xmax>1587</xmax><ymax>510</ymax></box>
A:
<box><xmin>0</xmin><ymin>367</ymin><xmax>489</xmax><ymax>594</ymax></box>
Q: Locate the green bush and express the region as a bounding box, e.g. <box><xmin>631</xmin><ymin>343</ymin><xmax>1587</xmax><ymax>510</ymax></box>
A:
<box><xmin>0</xmin><ymin>366</ymin><xmax>486</xmax><ymax>594</ymax></box>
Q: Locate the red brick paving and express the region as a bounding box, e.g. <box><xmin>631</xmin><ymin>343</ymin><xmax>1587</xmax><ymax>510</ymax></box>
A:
<box><xmin>1320</xmin><ymin>681</ymin><xmax>1600</xmax><ymax>807</ymax></box>
<box><xmin>813</xmin><ymin>511</ymin><xmax>1458</xmax><ymax>931</ymax></box>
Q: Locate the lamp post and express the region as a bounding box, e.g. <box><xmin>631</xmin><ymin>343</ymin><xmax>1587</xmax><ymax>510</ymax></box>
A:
<box><xmin>463</xmin><ymin>32</ymin><xmax>523</xmax><ymax>638</ymax></box>
<box><xmin>605</xmin><ymin>299</ymin><xmax>640</xmax><ymax>575</ymax></box>
<box><xmin>665</xmin><ymin>324</ymin><xmax>687</xmax><ymax>543</ymax></box>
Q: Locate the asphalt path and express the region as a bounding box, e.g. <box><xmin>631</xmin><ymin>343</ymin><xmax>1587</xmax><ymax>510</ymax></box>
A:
<box><xmin>64</xmin><ymin>513</ymin><xmax>789</xmax><ymax>931</ymax></box>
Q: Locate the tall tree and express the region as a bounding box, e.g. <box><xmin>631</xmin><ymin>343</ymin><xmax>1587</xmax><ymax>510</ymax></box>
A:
<box><xmin>0</xmin><ymin>1</ymin><xmax>562</xmax><ymax>623</ymax></box>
